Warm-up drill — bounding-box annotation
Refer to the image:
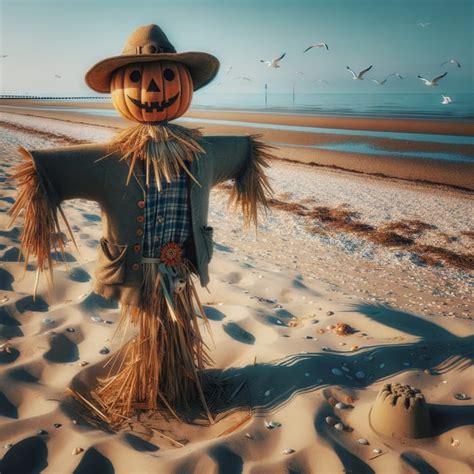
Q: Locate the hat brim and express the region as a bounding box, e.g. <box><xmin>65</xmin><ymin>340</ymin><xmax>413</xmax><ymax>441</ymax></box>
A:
<box><xmin>85</xmin><ymin>51</ymin><xmax>220</xmax><ymax>93</ymax></box>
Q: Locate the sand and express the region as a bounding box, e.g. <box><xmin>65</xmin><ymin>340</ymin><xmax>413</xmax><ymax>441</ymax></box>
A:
<box><xmin>0</xmin><ymin>109</ymin><xmax>473</xmax><ymax>473</ymax></box>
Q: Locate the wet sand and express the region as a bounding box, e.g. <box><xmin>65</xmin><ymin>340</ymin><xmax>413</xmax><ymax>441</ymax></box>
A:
<box><xmin>1</xmin><ymin>100</ymin><xmax>473</xmax><ymax>190</ymax></box>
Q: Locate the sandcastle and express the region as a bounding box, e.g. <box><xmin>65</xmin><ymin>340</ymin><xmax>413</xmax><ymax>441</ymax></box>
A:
<box><xmin>370</xmin><ymin>383</ymin><xmax>433</xmax><ymax>439</ymax></box>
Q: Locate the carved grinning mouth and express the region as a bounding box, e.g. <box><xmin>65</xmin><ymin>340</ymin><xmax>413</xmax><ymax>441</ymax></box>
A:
<box><xmin>127</xmin><ymin>92</ymin><xmax>179</xmax><ymax>113</ymax></box>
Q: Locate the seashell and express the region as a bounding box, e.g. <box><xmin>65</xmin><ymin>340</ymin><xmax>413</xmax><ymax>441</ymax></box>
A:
<box><xmin>327</xmin><ymin>311</ymin><xmax>334</xmax><ymax>316</ymax></box>
<box><xmin>0</xmin><ymin>343</ymin><xmax>13</xmax><ymax>354</ymax></box>
<box><xmin>282</xmin><ymin>448</ymin><xmax>295</xmax><ymax>455</ymax></box>
<box><xmin>325</xmin><ymin>416</ymin><xmax>337</xmax><ymax>426</ymax></box>
<box><xmin>357</xmin><ymin>438</ymin><xmax>369</xmax><ymax>445</ymax></box>
<box><xmin>1</xmin><ymin>297</ymin><xmax>10</xmax><ymax>303</ymax></box>
<box><xmin>99</xmin><ymin>347</ymin><xmax>110</xmax><ymax>355</ymax></box>
<box><xmin>454</xmin><ymin>393</ymin><xmax>470</xmax><ymax>400</ymax></box>
<box><xmin>451</xmin><ymin>438</ymin><xmax>460</xmax><ymax>447</ymax></box>
<box><xmin>245</xmin><ymin>433</ymin><xmax>253</xmax><ymax>439</ymax></box>
<box><xmin>334</xmin><ymin>323</ymin><xmax>354</xmax><ymax>336</ymax></box>
<box><xmin>311</xmin><ymin>319</ymin><xmax>319</xmax><ymax>324</ymax></box>
<box><xmin>264</xmin><ymin>420</ymin><xmax>281</xmax><ymax>429</ymax></box>
<box><xmin>42</xmin><ymin>318</ymin><xmax>55</xmax><ymax>325</ymax></box>
<box><xmin>91</xmin><ymin>316</ymin><xmax>103</xmax><ymax>323</ymax></box>
<box><xmin>372</xmin><ymin>448</ymin><xmax>382</xmax><ymax>454</ymax></box>
<box><xmin>355</xmin><ymin>371</ymin><xmax>365</xmax><ymax>379</ymax></box>
<box><xmin>334</xmin><ymin>423</ymin><xmax>345</xmax><ymax>431</ymax></box>
<box><xmin>66</xmin><ymin>327</ymin><xmax>75</xmax><ymax>333</ymax></box>
<box><xmin>72</xmin><ymin>447</ymin><xmax>84</xmax><ymax>455</ymax></box>
<box><xmin>303</xmin><ymin>335</ymin><xmax>313</xmax><ymax>339</ymax></box>
<box><xmin>53</xmin><ymin>423</ymin><xmax>62</xmax><ymax>428</ymax></box>
<box><xmin>4</xmin><ymin>443</ymin><xmax>12</xmax><ymax>449</ymax></box>
<box><xmin>332</xmin><ymin>368</ymin><xmax>343</xmax><ymax>376</ymax></box>
<box><xmin>350</xmin><ymin>345</ymin><xmax>359</xmax><ymax>352</ymax></box>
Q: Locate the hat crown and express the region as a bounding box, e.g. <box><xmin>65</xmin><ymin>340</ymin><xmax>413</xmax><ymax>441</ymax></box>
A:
<box><xmin>122</xmin><ymin>24</ymin><xmax>176</xmax><ymax>55</ymax></box>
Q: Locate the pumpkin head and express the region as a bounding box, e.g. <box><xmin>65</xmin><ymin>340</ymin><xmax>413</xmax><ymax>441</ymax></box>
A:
<box><xmin>111</xmin><ymin>61</ymin><xmax>193</xmax><ymax>123</ymax></box>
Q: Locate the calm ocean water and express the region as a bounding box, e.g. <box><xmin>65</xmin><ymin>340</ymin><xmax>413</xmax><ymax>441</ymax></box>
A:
<box><xmin>191</xmin><ymin>92</ymin><xmax>474</xmax><ymax>120</ymax></box>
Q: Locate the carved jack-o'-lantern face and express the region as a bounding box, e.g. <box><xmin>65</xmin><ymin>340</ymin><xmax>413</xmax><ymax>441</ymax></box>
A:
<box><xmin>111</xmin><ymin>61</ymin><xmax>193</xmax><ymax>123</ymax></box>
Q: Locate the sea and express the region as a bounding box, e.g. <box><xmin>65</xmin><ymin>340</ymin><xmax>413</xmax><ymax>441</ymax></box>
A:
<box><xmin>192</xmin><ymin>92</ymin><xmax>474</xmax><ymax>120</ymax></box>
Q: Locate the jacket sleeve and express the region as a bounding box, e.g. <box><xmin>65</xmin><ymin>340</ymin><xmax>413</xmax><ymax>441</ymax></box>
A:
<box><xmin>204</xmin><ymin>135</ymin><xmax>274</xmax><ymax>228</ymax></box>
<box><xmin>8</xmin><ymin>143</ymin><xmax>110</xmax><ymax>293</ymax></box>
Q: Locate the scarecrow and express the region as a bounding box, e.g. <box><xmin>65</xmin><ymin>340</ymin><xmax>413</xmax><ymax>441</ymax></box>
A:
<box><xmin>9</xmin><ymin>24</ymin><xmax>273</xmax><ymax>425</ymax></box>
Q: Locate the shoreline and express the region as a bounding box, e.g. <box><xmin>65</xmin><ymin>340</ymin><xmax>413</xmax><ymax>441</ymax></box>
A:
<box><xmin>1</xmin><ymin>104</ymin><xmax>473</xmax><ymax>191</ymax></box>
<box><xmin>1</xmin><ymin>99</ymin><xmax>474</xmax><ymax>135</ymax></box>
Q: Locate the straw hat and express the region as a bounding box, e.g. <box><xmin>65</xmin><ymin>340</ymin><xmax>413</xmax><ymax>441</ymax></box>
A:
<box><xmin>85</xmin><ymin>24</ymin><xmax>220</xmax><ymax>93</ymax></box>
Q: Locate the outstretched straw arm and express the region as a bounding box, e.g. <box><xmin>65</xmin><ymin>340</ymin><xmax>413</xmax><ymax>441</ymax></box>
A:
<box><xmin>209</xmin><ymin>135</ymin><xmax>275</xmax><ymax>228</ymax></box>
<box><xmin>8</xmin><ymin>144</ymin><xmax>108</xmax><ymax>297</ymax></box>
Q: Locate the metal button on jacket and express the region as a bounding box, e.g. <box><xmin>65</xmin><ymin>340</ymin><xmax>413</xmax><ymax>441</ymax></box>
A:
<box><xmin>133</xmin><ymin>244</ymin><xmax>141</xmax><ymax>252</ymax></box>
<box><xmin>131</xmin><ymin>263</ymin><xmax>140</xmax><ymax>271</ymax></box>
<box><xmin>136</xmin><ymin>215</ymin><xmax>144</xmax><ymax>223</ymax></box>
<box><xmin>136</xmin><ymin>229</ymin><xmax>144</xmax><ymax>236</ymax></box>
<box><xmin>137</xmin><ymin>200</ymin><xmax>145</xmax><ymax>209</ymax></box>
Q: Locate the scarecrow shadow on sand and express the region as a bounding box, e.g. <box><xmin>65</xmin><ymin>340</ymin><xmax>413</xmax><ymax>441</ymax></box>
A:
<box><xmin>203</xmin><ymin>303</ymin><xmax>472</xmax><ymax>472</ymax></box>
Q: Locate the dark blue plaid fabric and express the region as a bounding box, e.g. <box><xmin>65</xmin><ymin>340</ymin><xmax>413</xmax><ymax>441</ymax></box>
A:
<box><xmin>143</xmin><ymin>170</ymin><xmax>191</xmax><ymax>258</ymax></box>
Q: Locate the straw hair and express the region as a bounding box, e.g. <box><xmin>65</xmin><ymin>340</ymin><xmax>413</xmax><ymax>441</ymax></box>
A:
<box><xmin>229</xmin><ymin>135</ymin><xmax>274</xmax><ymax>228</ymax></box>
<box><xmin>106</xmin><ymin>122</ymin><xmax>203</xmax><ymax>189</ymax></box>
<box><xmin>7</xmin><ymin>147</ymin><xmax>77</xmax><ymax>298</ymax></box>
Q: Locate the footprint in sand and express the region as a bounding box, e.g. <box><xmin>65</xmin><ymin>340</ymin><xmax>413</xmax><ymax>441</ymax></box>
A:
<box><xmin>69</xmin><ymin>267</ymin><xmax>91</xmax><ymax>283</ymax></box>
<box><xmin>0</xmin><ymin>436</ymin><xmax>48</xmax><ymax>473</ymax></box>
<box><xmin>82</xmin><ymin>213</ymin><xmax>101</xmax><ymax>222</ymax></box>
<box><xmin>44</xmin><ymin>333</ymin><xmax>79</xmax><ymax>363</ymax></box>
<box><xmin>0</xmin><ymin>308</ymin><xmax>23</xmax><ymax>340</ymax></box>
<box><xmin>0</xmin><ymin>391</ymin><xmax>18</xmax><ymax>419</ymax></box>
<box><xmin>73</xmin><ymin>447</ymin><xmax>114</xmax><ymax>474</ymax></box>
<box><xmin>124</xmin><ymin>433</ymin><xmax>159</xmax><ymax>452</ymax></box>
<box><xmin>223</xmin><ymin>322</ymin><xmax>255</xmax><ymax>345</ymax></box>
<box><xmin>0</xmin><ymin>247</ymin><xmax>23</xmax><ymax>263</ymax></box>
<box><xmin>0</xmin><ymin>268</ymin><xmax>14</xmax><ymax>291</ymax></box>
<box><xmin>15</xmin><ymin>296</ymin><xmax>49</xmax><ymax>313</ymax></box>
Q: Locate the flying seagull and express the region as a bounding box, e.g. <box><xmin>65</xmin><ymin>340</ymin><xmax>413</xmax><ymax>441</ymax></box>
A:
<box><xmin>441</xmin><ymin>94</ymin><xmax>452</xmax><ymax>105</ymax></box>
<box><xmin>417</xmin><ymin>22</ymin><xmax>431</xmax><ymax>28</ymax></box>
<box><xmin>303</xmin><ymin>42</ymin><xmax>329</xmax><ymax>52</ymax></box>
<box><xmin>372</xmin><ymin>73</ymin><xmax>403</xmax><ymax>85</ymax></box>
<box><xmin>295</xmin><ymin>71</ymin><xmax>304</xmax><ymax>75</ymax></box>
<box><xmin>54</xmin><ymin>74</ymin><xmax>62</xmax><ymax>79</ymax></box>
<box><xmin>441</xmin><ymin>59</ymin><xmax>461</xmax><ymax>68</ymax></box>
<box><xmin>313</xmin><ymin>79</ymin><xmax>329</xmax><ymax>85</ymax></box>
<box><xmin>346</xmin><ymin>65</ymin><xmax>373</xmax><ymax>80</ymax></box>
<box><xmin>417</xmin><ymin>72</ymin><xmax>448</xmax><ymax>87</ymax></box>
<box><xmin>0</xmin><ymin>55</ymin><xmax>7</xmax><ymax>59</ymax></box>
<box><xmin>234</xmin><ymin>76</ymin><xmax>252</xmax><ymax>81</ymax></box>
<box><xmin>260</xmin><ymin>53</ymin><xmax>286</xmax><ymax>68</ymax></box>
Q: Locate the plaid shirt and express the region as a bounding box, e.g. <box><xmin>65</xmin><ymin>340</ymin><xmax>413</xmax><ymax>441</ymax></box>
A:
<box><xmin>143</xmin><ymin>170</ymin><xmax>191</xmax><ymax>258</ymax></box>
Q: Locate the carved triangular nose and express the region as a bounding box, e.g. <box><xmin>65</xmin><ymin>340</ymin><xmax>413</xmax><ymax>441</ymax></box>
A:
<box><xmin>147</xmin><ymin>79</ymin><xmax>160</xmax><ymax>92</ymax></box>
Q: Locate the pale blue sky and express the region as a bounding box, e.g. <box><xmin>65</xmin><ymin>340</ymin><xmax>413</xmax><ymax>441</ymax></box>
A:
<box><xmin>0</xmin><ymin>0</ymin><xmax>472</xmax><ymax>96</ymax></box>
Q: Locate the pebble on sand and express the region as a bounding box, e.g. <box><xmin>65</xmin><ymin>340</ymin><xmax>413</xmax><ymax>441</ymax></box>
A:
<box><xmin>282</xmin><ymin>448</ymin><xmax>295</xmax><ymax>455</ymax></box>
<box><xmin>72</xmin><ymin>447</ymin><xmax>84</xmax><ymax>455</ymax></box>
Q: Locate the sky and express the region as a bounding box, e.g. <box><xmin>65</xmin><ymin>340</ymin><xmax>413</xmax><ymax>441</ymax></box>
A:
<box><xmin>0</xmin><ymin>0</ymin><xmax>472</xmax><ymax>97</ymax></box>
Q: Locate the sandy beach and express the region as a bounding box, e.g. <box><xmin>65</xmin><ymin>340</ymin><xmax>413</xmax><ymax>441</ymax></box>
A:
<box><xmin>0</xmin><ymin>107</ymin><xmax>473</xmax><ymax>473</ymax></box>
